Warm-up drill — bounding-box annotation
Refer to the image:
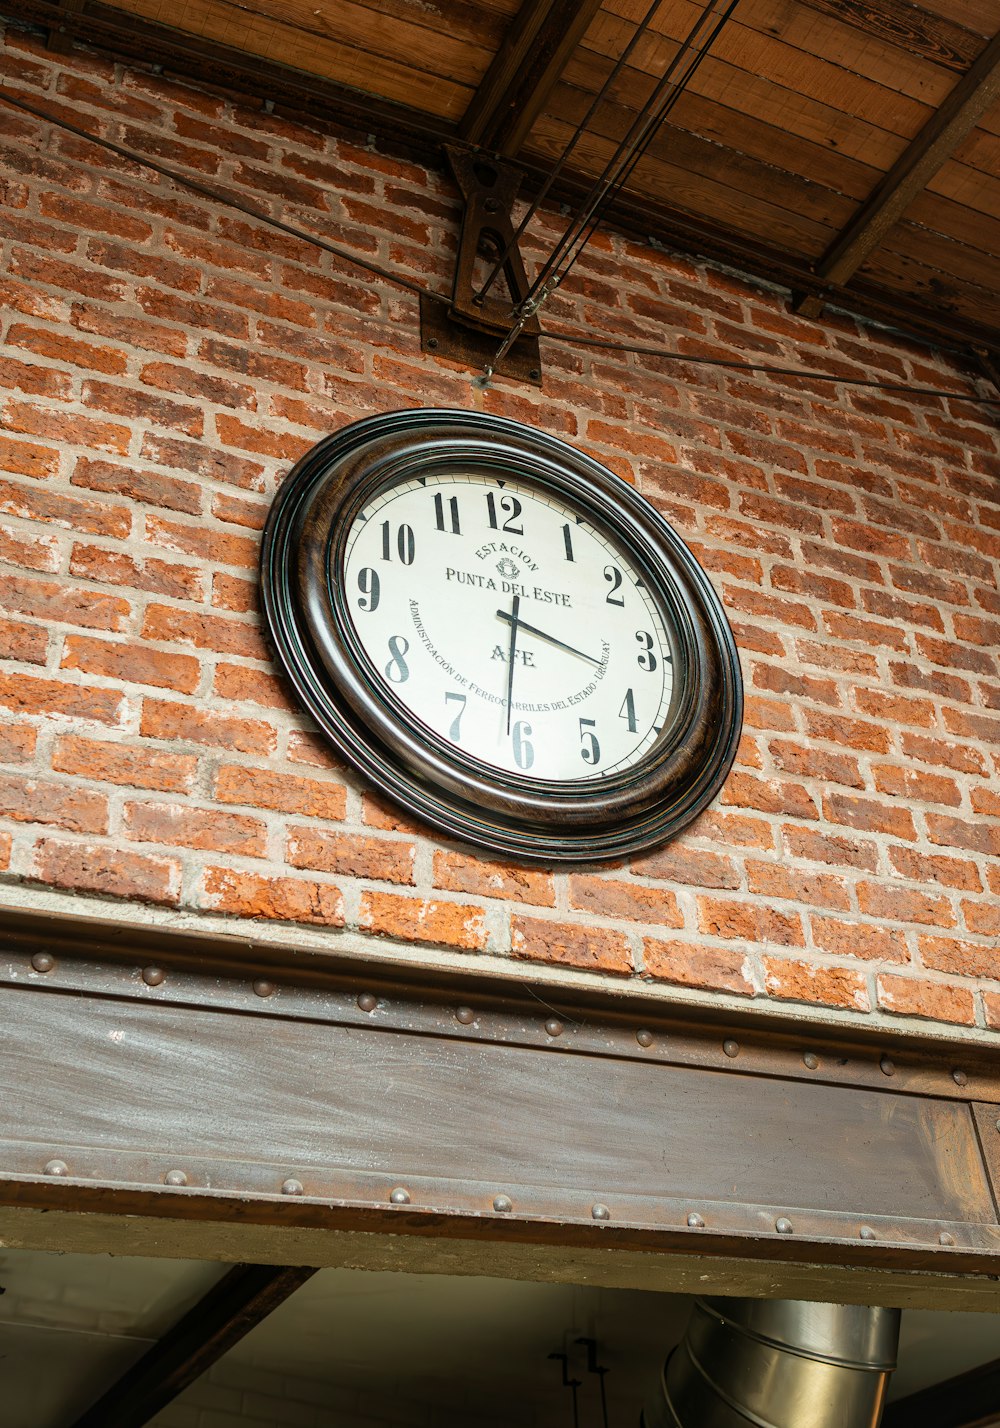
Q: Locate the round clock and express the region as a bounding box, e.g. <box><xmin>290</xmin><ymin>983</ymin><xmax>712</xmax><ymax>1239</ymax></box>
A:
<box><xmin>260</xmin><ymin>409</ymin><xmax>742</xmax><ymax>862</ymax></box>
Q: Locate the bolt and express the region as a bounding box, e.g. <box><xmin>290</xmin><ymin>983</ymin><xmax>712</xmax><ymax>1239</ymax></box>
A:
<box><xmin>775</xmin><ymin>1217</ymin><xmax>793</xmax><ymax>1234</ymax></box>
<box><xmin>545</xmin><ymin>1018</ymin><xmax>563</xmax><ymax>1038</ymax></box>
<box><xmin>859</xmin><ymin>1225</ymin><xmax>876</xmax><ymax>1241</ymax></box>
<box><xmin>427</xmin><ymin>336</ymin><xmax>439</xmax><ymax>349</ymax></box>
<box><xmin>528</xmin><ymin>368</ymin><xmax>541</xmax><ymax>380</ymax></box>
<box><xmin>723</xmin><ymin>1039</ymin><xmax>739</xmax><ymax>1058</ymax></box>
<box><xmin>357</xmin><ymin>992</ymin><xmax>377</xmax><ymax>1012</ymax></box>
<box><xmin>803</xmin><ymin>1052</ymin><xmax>819</xmax><ymax>1070</ymax></box>
<box><xmin>484</xmin><ymin>197</ymin><xmax>500</xmax><ymax>213</ymax></box>
<box><xmin>390</xmin><ymin>1187</ymin><xmax>411</xmax><ymax>1205</ymax></box>
<box><xmin>952</xmin><ymin>1068</ymin><xmax>968</xmax><ymax>1087</ymax></box>
<box><xmin>493</xmin><ymin>1194</ymin><xmax>513</xmax><ymax>1213</ymax></box>
<box><xmin>939</xmin><ymin>1231</ymin><xmax>956</xmax><ymax>1246</ymax></box>
<box><xmin>142</xmin><ymin>966</ymin><xmax>165</xmax><ymax>987</ymax></box>
<box><xmin>31</xmin><ymin>952</ymin><xmax>54</xmax><ymax>973</ymax></box>
<box><xmin>282</xmin><ymin>1178</ymin><xmax>304</xmax><ymax>1196</ymax></box>
<box><xmin>687</xmin><ymin>1212</ymin><xmax>705</xmax><ymax>1228</ymax></box>
<box><xmin>253</xmin><ymin>979</ymin><xmax>275</xmax><ymax>998</ymax></box>
<box><xmin>636</xmin><ymin>1029</ymin><xmax>654</xmax><ymax>1048</ymax></box>
<box><xmin>455</xmin><ymin>1006</ymin><xmax>475</xmax><ymax>1025</ymax></box>
<box><xmin>591</xmin><ymin>1203</ymin><xmax>611</xmax><ymax>1221</ymax></box>
<box><xmin>879</xmin><ymin>1055</ymin><xmax>895</xmax><ymax>1077</ymax></box>
<box><xmin>44</xmin><ymin>1159</ymin><xmax>68</xmax><ymax>1177</ymax></box>
<box><xmin>164</xmin><ymin>1169</ymin><xmax>188</xmax><ymax>1187</ymax></box>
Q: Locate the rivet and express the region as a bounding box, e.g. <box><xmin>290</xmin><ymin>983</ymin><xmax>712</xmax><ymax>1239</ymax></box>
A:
<box><xmin>803</xmin><ymin>1052</ymin><xmax>819</xmax><ymax>1070</ymax></box>
<box><xmin>31</xmin><ymin>952</ymin><xmax>54</xmax><ymax>973</ymax></box>
<box><xmin>164</xmin><ymin>1169</ymin><xmax>188</xmax><ymax>1187</ymax></box>
<box><xmin>879</xmin><ymin>1055</ymin><xmax>895</xmax><ymax>1077</ymax></box>
<box><xmin>427</xmin><ymin>336</ymin><xmax>439</xmax><ymax>349</ymax></box>
<box><xmin>636</xmin><ymin>1029</ymin><xmax>654</xmax><ymax>1048</ymax></box>
<box><xmin>357</xmin><ymin>992</ymin><xmax>377</xmax><ymax>1012</ymax></box>
<box><xmin>723</xmin><ymin>1039</ymin><xmax>739</xmax><ymax>1058</ymax></box>
<box><xmin>493</xmin><ymin>1194</ymin><xmax>513</xmax><ymax>1213</ymax></box>
<box><xmin>281</xmin><ymin>1178</ymin><xmax>304</xmax><ymax>1196</ymax></box>
<box><xmin>253</xmin><ymin>979</ymin><xmax>275</xmax><ymax>998</ymax></box>
<box><xmin>591</xmin><ymin>1203</ymin><xmax>611</xmax><ymax>1221</ymax></box>
<box><xmin>390</xmin><ymin>1187</ymin><xmax>411</xmax><ymax>1205</ymax></box>
<box><xmin>455</xmin><ymin>1006</ymin><xmax>475</xmax><ymax>1025</ymax></box>
<box><xmin>939</xmin><ymin>1231</ymin><xmax>956</xmax><ymax>1246</ymax></box>
<box><xmin>44</xmin><ymin>1159</ymin><xmax>68</xmax><ymax>1177</ymax></box>
<box><xmin>775</xmin><ymin>1217</ymin><xmax>793</xmax><ymax>1234</ymax></box>
<box><xmin>952</xmin><ymin>1068</ymin><xmax>968</xmax><ymax>1087</ymax></box>
<box><xmin>142</xmin><ymin>965</ymin><xmax>165</xmax><ymax>987</ymax></box>
<box><xmin>859</xmin><ymin>1225</ymin><xmax>876</xmax><ymax>1241</ymax></box>
<box><xmin>545</xmin><ymin>1017</ymin><xmax>563</xmax><ymax>1038</ymax></box>
<box><xmin>687</xmin><ymin>1212</ymin><xmax>705</xmax><ymax>1228</ymax></box>
<box><xmin>529</xmin><ymin>368</ymin><xmax>541</xmax><ymax>381</ymax></box>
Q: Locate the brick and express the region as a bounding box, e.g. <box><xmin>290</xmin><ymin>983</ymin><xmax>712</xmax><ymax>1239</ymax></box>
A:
<box><xmin>857</xmin><ymin>881</ymin><xmax>955</xmax><ymax>928</ymax></box>
<box><xmin>746</xmin><ymin>860</ymin><xmax>852</xmax><ymax>911</ymax></box>
<box><xmin>899</xmin><ymin>731</ymin><xmax>988</xmax><ymax>777</ymax></box>
<box><xmin>53</xmin><ymin>735</ymin><xmax>197</xmax><ymax>792</ymax></box>
<box><xmin>888</xmin><ymin>845</ymin><xmax>982</xmax><ymax>891</ymax></box>
<box><xmin>916</xmin><ymin>634</ymin><xmax>996</xmax><ymax>675</ymax></box>
<box><xmin>212</xmin><ymin>664</ymin><xmax>292</xmax><ymax>710</ymax></box>
<box><xmin>34</xmin><ymin>836</ymin><xmax>180</xmax><ymax>905</ymax></box>
<box><xmin>721</xmin><ymin>771</ymin><xmax>818</xmax><ymax>820</ymax></box>
<box><xmin>360</xmin><ymin>891</ymin><xmax>486</xmax><ymax>951</ymax></box>
<box><xmin>286</xmin><ymin>730</ymin><xmax>340</xmax><ymax>770</ymax></box>
<box><xmin>860</xmin><ymin>587</ymin><xmax>944</xmax><ymax>632</ymax></box>
<box><xmin>925</xmin><ymin>813</ymin><xmax>1000</xmax><ymax>857</ymax></box>
<box><xmin>61</xmin><ymin>634</ymin><xmax>200</xmax><ymax>693</ymax></box>
<box><xmin>697</xmin><ymin>897</ymin><xmax>803</xmax><ymax>946</ymax></box>
<box><xmin>212</xmin><ymin>572</ymin><xmax>258</xmax><ymax>614</ymax></box>
<box><xmin>568</xmin><ymin>874</ymin><xmax>683</xmax><ymax>926</ymax></box>
<box><xmin>802</xmin><ymin>710</ymin><xmax>891</xmax><ymax>754</ymax></box>
<box><xmin>782</xmin><ymin>826</ymin><xmax>878</xmax><ymax>871</ymax></box>
<box><xmin>763</xmin><ymin>958</ymin><xmax>870</xmax><ymax>1011</ymax></box>
<box><xmin>71</xmin><ymin>456</ymin><xmax>202</xmax><ymax>514</ymax></box>
<box><xmin>830</xmin><ymin>518</ymin><xmax>910</xmax><ymax>560</ymax></box>
<box><xmin>964</xmin><ymin>899</ymin><xmax>1000</xmax><ymax>937</ymax></box>
<box><xmin>631</xmin><ymin>843</ymin><xmax>739</xmax><ymax>888</ymax></box>
<box><xmin>140</xmin><ymin>699</ymin><xmax>277</xmax><ymax>754</ymax></box>
<box><xmin>0</xmin><ymin>771</ymin><xmax>107</xmax><ymax>833</ymax></box>
<box><xmin>0</xmin><ymin>572</ymin><xmax>129</xmax><ymax>632</ymax></box>
<box><xmin>0</xmin><ymin>670</ymin><xmax>121</xmax><ymax>724</ymax></box>
<box><xmin>0</xmin><ymin>616</ymin><xmax>47</xmax><ymax>664</ymax></box>
<box><xmin>69</xmin><ymin>543</ymin><xmax>205</xmax><ymax>602</ymax></box>
<box><xmin>202</xmin><ymin>867</ymin><xmax>343</xmax><ymax>925</ymax></box>
<box><xmin>146</xmin><ymin>515</ymin><xmax>257</xmax><ymax>569</ymax></box>
<box><xmin>6</xmin><ymin>322</ymin><xmax>128</xmax><ymax>376</ymax></box>
<box><xmin>810</xmin><ymin>915</ymin><xmax>907</xmax><ymax>964</ymax></box>
<box><xmin>770</xmin><ymin>565</ymin><xmax>855</xmax><ymax>607</ymax></box>
<box><xmin>852</xmin><ymin>689</ymin><xmax>936</xmax><ymax>728</ymax></box>
<box><xmin>642</xmin><ymin>939</ymin><xmax>754</xmax><ymax>995</ymax></box>
<box><xmin>888</xmin><ymin>659</ymin><xmax>970</xmax><ymax>703</ymax></box>
<box><xmin>876</xmin><ymin>974</ymin><xmax>974</xmax><ymax>1025</ymax></box>
<box><xmin>723</xmin><ymin>586</ymin><xmax>817</xmax><ymax>631</ymax></box>
<box><xmin>871</xmin><ymin>763</ymin><xmax>961</xmax><ymax>807</ymax></box>
<box><xmin>822</xmin><ymin>611</ymin><xmax>909</xmax><ymax>650</ymax></box>
<box><xmin>141</xmin><ymin>605</ymin><xmax>267</xmax><ymax>660</ymax></box>
<box><xmin>0</xmin><ymin>474</ymin><xmax>131</xmax><ymax>537</ymax></box>
<box><xmin>752</xmin><ymin>665</ymin><xmax>839</xmax><ymax>706</ymax></box>
<box><xmin>918</xmin><ymin>935</ymin><xmax>1000</xmax><ymax>981</ymax></box>
<box><xmin>432</xmin><ymin>851</ymin><xmax>554</xmax><ymax>905</ymax></box>
<box><xmin>125</xmin><ymin>800</ymin><xmax>266</xmax><ymax>857</ymax></box>
<box><xmin>4</xmin><ymin>399</ymin><xmax>130</xmax><ymax>456</ymax></box>
<box><xmin>214</xmin><ymin>764</ymin><xmax>346</xmax><ymax>821</ymax></box>
<box><xmin>510</xmin><ymin>914</ymin><xmax>632</xmax><ymax>974</ymax></box>
<box><xmin>823</xmin><ymin>791</ymin><xmax>915</xmax><ymax>842</ymax></box>
<box><xmin>691</xmin><ymin>809</ymin><xmax>775</xmax><ymax>849</ymax></box>
<box><xmin>769</xmin><ymin>740</ymin><xmax>863</xmax><ymax>789</ymax></box>
<box><xmin>289</xmin><ymin>828</ymin><xmax>415</xmax><ymax>884</ymax></box>
<box><xmin>0</xmin><ymin>723</ymin><xmax>37</xmax><ymax>764</ymax></box>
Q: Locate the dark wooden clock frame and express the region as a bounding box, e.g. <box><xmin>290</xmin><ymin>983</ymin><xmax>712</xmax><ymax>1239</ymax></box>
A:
<box><xmin>260</xmin><ymin>409</ymin><xmax>743</xmax><ymax>862</ymax></box>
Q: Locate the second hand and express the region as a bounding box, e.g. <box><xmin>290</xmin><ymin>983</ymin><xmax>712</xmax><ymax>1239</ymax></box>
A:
<box><xmin>504</xmin><ymin>594</ymin><xmax>520</xmax><ymax>736</ymax></box>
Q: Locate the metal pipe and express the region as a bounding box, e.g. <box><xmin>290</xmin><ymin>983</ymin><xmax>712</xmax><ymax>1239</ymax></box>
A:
<box><xmin>643</xmin><ymin>1297</ymin><xmax>901</xmax><ymax>1428</ymax></box>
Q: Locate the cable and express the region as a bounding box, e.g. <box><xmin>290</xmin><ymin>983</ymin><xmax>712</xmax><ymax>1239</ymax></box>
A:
<box><xmin>0</xmin><ymin>85</ymin><xmax>994</xmax><ymax>411</ymax></box>
<box><xmin>0</xmin><ymin>85</ymin><xmax>448</xmax><ymax>304</ymax></box>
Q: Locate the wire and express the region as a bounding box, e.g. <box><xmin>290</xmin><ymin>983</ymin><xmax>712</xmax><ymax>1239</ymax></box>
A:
<box><xmin>0</xmin><ymin>85</ymin><xmax>447</xmax><ymax>304</ymax></box>
<box><xmin>542</xmin><ymin>329</ymin><xmax>1000</xmax><ymax>407</ymax></box>
<box><xmin>0</xmin><ymin>85</ymin><xmax>994</xmax><ymax>411</ymax></box>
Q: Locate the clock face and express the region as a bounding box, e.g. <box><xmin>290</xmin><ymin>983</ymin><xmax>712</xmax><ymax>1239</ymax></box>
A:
<box><xmin>341</xmin><ymin>472</ymin><xmax>676</xmax><ymax>783</ymax></box>
<box><xmin>261</xmin><ymin>409</ymin><xmax>742</xmax><ymax>862</ymax></box>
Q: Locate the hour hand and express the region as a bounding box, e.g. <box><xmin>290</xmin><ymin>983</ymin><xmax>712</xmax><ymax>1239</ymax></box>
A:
<box><xmin>495</xmin><ymin>609</ymin><xmax>603</xmax><ymax>667</ymax></box>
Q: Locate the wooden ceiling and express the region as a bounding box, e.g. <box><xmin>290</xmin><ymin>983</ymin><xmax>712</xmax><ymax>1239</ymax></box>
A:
<box><xmin>11</xmin><ymin>0</ymin><xmax>1000</xmax><ymax>356</ymax></box>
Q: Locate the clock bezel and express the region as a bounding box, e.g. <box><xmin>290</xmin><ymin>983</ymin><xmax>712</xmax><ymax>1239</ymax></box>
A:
<box><xmin>260</xmin><ymin>408</ymin><xmax>743</xmax><ymax>862</ymax></box>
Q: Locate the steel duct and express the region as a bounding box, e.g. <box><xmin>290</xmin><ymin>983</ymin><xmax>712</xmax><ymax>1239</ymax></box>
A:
<box><xmin>642</xmin><ymin>1297</ymin><xmax>901</xmax><ymax>1428</ymax></box>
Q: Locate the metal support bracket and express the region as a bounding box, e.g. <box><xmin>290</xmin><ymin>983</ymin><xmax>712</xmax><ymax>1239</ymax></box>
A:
<box><xmin>419</xmin><ymin>144</ymin><xmax>542</xmax><ymax>384</ymax></box>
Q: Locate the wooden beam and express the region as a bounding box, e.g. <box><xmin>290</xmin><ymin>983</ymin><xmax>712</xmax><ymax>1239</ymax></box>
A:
<box><xmin>797</xmin><ymin>27</ymin><xmax>1000</xmax><ymax>317</ymax></box>
<box><xmin>882</xmin><ymin>1357</ymin><xmax>1000</xmax><ymax>1428</ymax></box>
<box><xmin>70</xmin><ymin>1263</ymin><xmax>316</xmax><ymax>1428</ymax></box>
<box><xmin>459</xmin><ymin>0</ymin><xmax>604</xmax><ymax>155</ymax></box>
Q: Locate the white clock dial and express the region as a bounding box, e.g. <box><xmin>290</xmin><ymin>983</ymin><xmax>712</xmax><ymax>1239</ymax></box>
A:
<box><xmin>341</xmin><ymin>472</ymin><xmax>675</xmax><ymax>782</ymax></box>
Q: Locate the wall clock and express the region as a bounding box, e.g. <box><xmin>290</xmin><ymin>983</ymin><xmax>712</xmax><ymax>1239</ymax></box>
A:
<box><xmin>261</xmin><ymin>409</ymin><xmax>742</xmax><ymax>862</ymax></box>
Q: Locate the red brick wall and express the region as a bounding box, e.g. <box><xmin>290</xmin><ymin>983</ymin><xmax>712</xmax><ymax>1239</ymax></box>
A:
<box><xmin>0</xmin><ymin>23</ymin><xmax>998</xmax><ymax>1038</ymax></box>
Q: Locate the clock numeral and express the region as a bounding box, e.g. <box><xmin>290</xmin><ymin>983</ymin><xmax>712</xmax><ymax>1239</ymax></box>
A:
<box><xmin>618</xmin><ymin>687</ymin><xmax>638</xmax><ymax>733</ymax></box>
<box><xmin>356</xmin><ymin>567</ymin><xmax>380</xmax><ymax>612</ymax></box>
<box><xmin>579</xmin><ymin>717</ymin><xmax>600</xmax><ymax>765</ymax></box>
<box><xmin>384</xmin><ymin>635</ymin><xmax>410</xmax><ymax>684</ymax></box>
<box><xmin>444</xmin><ymin>691</ymin><xmax>466</xmax><ymax>740</ymax></box>
<box><xmin>604</xmin><ymin>564</ymin><xmax>625</xmax><ymax>606</ymax></box>
<box><xmin>512</xmin><ymin>720</ymin><xmax>534</xmax><ymax>770</ymax></box>
<box><xmin>433</xmin><ymin>492</ymin><xmax>461</xmax><ymax>535</ymax></box>
<box><xmin>561</xmin><ymin>523</ymin><xmax>575</xmax><ymax>562</ymax></box>
<box><xmin>635</xmin><ymin>629</ymin><xmax>657</xmax><ymax>672</ymax></box>
<box><xmin>486</xmin><ymin>491</ymin><xmax>523</xmax><ymax>535</ymax></box>
<box><xmin>381</xmin><ymin>521</ymin><xmax>415</xmax><ymax>565</ymax></box>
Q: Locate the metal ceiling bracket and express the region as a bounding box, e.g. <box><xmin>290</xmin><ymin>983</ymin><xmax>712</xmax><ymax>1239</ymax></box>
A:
<box><xmin>419</xmin><ymin>144</ymin><xmax>542</xmax><ymax>384</ymax></box>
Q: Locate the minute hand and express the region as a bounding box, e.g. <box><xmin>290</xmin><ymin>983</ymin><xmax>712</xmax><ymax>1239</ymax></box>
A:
<box><xmin>495</xmin><ymin>609</ymin><xmax>603</xmax><ymax>667</ymax></box>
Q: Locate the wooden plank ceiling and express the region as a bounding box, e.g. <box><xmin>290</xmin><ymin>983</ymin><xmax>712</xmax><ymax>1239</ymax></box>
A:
<box><xmin>15</xmin><ymin>0</ymin><xmax>1000</xmax><ymax>353</ymax></box>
